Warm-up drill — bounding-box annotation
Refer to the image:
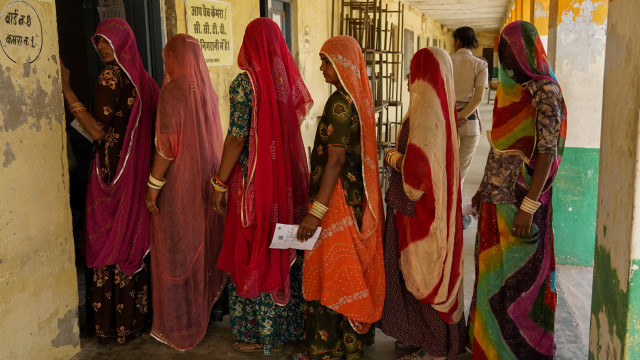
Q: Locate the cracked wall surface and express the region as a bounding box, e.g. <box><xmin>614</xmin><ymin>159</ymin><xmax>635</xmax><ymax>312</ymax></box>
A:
<box><xmin>591</xmin><ymin>0</ymin><xmax>640</xmax><ymax>358</ymax></box>
<box><xmin>0</xmin><ymin>0</ymin><xmax>79</xmax><ymax>358</ymax></box>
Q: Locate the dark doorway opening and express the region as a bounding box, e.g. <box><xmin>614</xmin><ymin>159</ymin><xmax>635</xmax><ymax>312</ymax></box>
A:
<box><xmin>482</xmin><ymin>47</ymin><xmax>494</xmax><ymax>80</ymax></box>
<box><xmin>260</xmin><ymin>0</ymin><xmax>292</xmax><ymax>50</ymax></box>
<box><xmin>55</xmin><ymin>0</ymin><xmax>164</xmax><ymax>337</ymax></box>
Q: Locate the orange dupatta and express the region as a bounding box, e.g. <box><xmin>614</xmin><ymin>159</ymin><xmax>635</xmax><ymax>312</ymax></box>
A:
<box><xmin>302</xmin><ymin>36</ymin><xmax>385</xmax><ymax>333</ymax></box>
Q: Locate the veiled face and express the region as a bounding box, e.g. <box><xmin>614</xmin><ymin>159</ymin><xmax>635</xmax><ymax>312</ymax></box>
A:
<box><xmin>96</xmin><ymin>36</ymin><xmax>115</xmax><ymax>63</ymax></box>
<box><xmin>498</xmin><ymin>35</ymin><xmax>530</xmax><ymax>84</ymax></box>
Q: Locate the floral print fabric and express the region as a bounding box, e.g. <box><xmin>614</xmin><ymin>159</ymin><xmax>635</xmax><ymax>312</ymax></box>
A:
<box><xmin>309</xmin><ymin>88</ymin><xmax>363</xmax><ymax>224</ymax></box>
<box><xmin>93</xmin><ymin>64</ymin><xmax>136</xmax><ymax>184</ymax></box>
<box><xmin>302</xmin><ymin>301</ymin><xmax>375</xmax><ymax>360</ymax></box>
<box><xmin>91</xmin><ymin>258</ymin><xmax>149</xmax><ymax>344</ymax></box>
<box><xmin>228</xmin><ymin>255</ymin><xmax>304</xmax><ymax>357</ymax></box>
<box><xmin>228</xmin><ymin>72</ymin><xmax>252</xmax><ymax>178</ymax></box>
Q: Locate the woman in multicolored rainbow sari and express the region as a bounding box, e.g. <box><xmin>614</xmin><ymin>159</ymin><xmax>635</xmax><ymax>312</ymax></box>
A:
<box><xmin>294</xmin><ymin>35</ymin><xmax>385</xmax><ymax>360</ymax></box>
<box><xmin>378</xmin><ymin>47</ymin><xmax>467</xmax><ymax>360</ymax></box>
<box><xmin>468</xmin><ymin>20</ymin><xmax>567</xmax><ymax>360</ymax></box>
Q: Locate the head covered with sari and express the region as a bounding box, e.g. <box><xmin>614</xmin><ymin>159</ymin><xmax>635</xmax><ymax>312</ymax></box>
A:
<box><xmin>84</xmin><ymin>18</ymin><xmax>159</xmax><ymax>275</ymax></box>
<box><xmin>149</xmin><ymin>33</ymin><xmax>225</xmax><ymax>350</ymax></box>
<box><xmin>302</xmin><ymin>35</ymin><xmax>385</xmax><ymax>333</ymax></box>
<box><xmin>491</xmin><ymin>20</ymin><xmax>567</xmax><ymax>187</ymax></box>
<box><xmin>394</xmin><ymin>47</ymin><xmax>464</xmax><ymax>323</ymax></box>
<box><xmin>217</xmin><ymin>18</ymin><xmax>313</xmax><ymax>305</ymax></box>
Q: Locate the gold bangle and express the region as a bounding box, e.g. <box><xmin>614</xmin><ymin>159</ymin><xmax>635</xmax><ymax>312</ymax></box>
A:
<box><xmin>519</xmin><ymin>196</ymin><xmax>541</xmax><ymax>214</ymax></box>
<box><xmin>309</xmin><ymin>201</ymin><xmax>328</xmax><ymax>220</ymax></box>
<box><xmin>210</xmin><ymin>177</ymin><xmax>229</xmax><ymax>193</ymax></box>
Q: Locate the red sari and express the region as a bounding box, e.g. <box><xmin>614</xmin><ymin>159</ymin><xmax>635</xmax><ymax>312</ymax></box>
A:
<box><xmin>149</xmin><ymin>34</ymin><xmax>226</xmax><ymax>350</ymax></box>
<box><xmin>217</xmin><ymin>18</ymin><xmax>313</xmax><ymax>305</ymax></box>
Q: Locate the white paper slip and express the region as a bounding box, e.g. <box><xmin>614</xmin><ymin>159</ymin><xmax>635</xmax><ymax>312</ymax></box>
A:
<box><xmin>270</xmin><ymin>223</ymin><xmax>321</xmax><ymax>251</ymax></box>
<box><xmin>70</xmin><ymin>119</ymin><xmax>93</xmax><ymax>143</ymax></box>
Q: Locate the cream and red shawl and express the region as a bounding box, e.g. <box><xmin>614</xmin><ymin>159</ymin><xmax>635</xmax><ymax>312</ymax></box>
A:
<box><xmin>396</xmin><ymin>47</ymin><xmax>464</xmax><ymax>323</ymax></box>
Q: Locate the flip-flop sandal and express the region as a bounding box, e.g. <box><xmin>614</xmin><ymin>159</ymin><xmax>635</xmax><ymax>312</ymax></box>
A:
<box><xmin>231</xmin><ymin>342</ymin><xmax>263</xmax><ymax>353</ymax></box>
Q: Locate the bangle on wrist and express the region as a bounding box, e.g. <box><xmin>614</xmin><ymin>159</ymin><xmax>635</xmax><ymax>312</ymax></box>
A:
<box><xmin>148</xmin><ymin>175</ymin><xmax>166</xmax><ymax>190</ymax></box>
<box><xmin>68</xmin><ymin>102</ymin><xmax>87</xmax><ymax>114</ymax></box>
<box><xmin>211</xmin><ymin>174</ymin><xmax>229</xmax><ymax>193</ymax></box>
<box><xmin>309</xmin><ymin>200</ymin><xmax>328</xmax><ymax>220</ymax></box>
<box><xmin>519</xmin><ymin>196</ymin><xmax>541</xmax><ymax>214</ymax></box>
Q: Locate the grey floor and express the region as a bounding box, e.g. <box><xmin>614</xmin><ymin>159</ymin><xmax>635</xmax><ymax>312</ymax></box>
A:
<box><xmin>72</xmin><ymin>94</ymin><xmax>593</xmax><ymax>359</ymax></box>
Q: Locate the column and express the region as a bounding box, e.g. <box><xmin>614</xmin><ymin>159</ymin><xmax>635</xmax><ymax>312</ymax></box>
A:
<box><xmin>548</xmin><ymin>0</ymin><xmax>607</xmax><ymax>266</ymax></box>
<box><xmin>591</xmin><ymin>0</ymin><xmax>640</xmax><ymax>358</ymax></box>
<box><xmin>0</xmin><ymin>0</ymin><xmax>79</xmax><ymax>358</ymax></box>
<box><xmin>522</xmin><ymin>0</ymin><xmax>533</xmax><ymax>22</ymax></box>
<box><xmin>532</xmin><ymin>0</ymin><xmax>550</xmax><ymax>49</ymax></box>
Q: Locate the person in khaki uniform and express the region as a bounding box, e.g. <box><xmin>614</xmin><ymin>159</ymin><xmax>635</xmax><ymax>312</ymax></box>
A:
<box><xmin>450</xmin><ymin>26</ymin><xmax>488</xmax><ymax>228</ymax></box>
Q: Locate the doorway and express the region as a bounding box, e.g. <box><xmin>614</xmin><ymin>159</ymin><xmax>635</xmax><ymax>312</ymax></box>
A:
<box><xmin>482</xmin><ymin>47</ymin><xmax>494</xmax><ymax>80</ymax></box>
<box><xmin>55</xmin><ymin>0</ymin><xmax>164</xmax><ymax>336</ymax></box>
<box><xmin>261</xmin><ymin>0</ymin><xmax>292</xmax><ymax>50</ymax></box>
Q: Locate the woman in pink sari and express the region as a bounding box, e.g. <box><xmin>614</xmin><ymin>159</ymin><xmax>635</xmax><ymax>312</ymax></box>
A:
<box><xmin>144</xmin><ymin>34</ymin><xmax>226</xmax><ymax>350</ymax></box>
<box><xmin>60</xmin><ymin>18</ymin><xmax>159</xmax><ymax>344</ymax></box>
<box><xmin>211</xmin><ymin>18</ymin><xmax>313</xmax><ymax>356</ymax></box>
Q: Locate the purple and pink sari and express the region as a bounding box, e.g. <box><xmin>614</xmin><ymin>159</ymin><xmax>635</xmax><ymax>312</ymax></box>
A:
<box><xmin>83</xmin><ymin>18</ymin><xmax>159</xmax><ymax>275</ymax></box>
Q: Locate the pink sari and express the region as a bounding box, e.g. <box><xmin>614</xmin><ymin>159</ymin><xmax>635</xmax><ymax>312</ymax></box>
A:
<box><xmin>149</xmin><ymin>34</ymin><xmax>226</xmax><ymax>350</ymax></box>
<box><xmin>84</xmin><ymin>18</ymin><xmax>159</xmax><ymax>276</ymax></box>
<box><xmin>217</xmin><ymin>18</ymin><xmax>313</xmax><ymax>305</ymax></box>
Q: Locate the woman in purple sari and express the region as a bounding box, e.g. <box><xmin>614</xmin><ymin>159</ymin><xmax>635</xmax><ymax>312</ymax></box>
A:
<box><xmin>60</xmin><ymin>18</ymin><xmax>159</xmax><ymax>344</ymax></box>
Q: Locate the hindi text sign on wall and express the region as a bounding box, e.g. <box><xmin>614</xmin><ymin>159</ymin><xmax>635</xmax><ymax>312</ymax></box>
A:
<box><xmin>185</xmin><ymin>0</ymin><xmax>232</xmax><ymax>66</ymax></box>
<box><xmin>1</xmin><ymin>1</ymin><xmax>43</xmax><ymax>64</ymax></box>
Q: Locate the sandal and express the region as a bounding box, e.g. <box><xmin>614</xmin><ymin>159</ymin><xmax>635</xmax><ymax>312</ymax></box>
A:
<box><xmin>293</xmin><ymin>353</ymin><xmax>311</xmax><ymax>360</ymax></box>
<box><xmin>231</xmin><ymin>342</ymin><xmax>263</xmax><ymax>353</ymax></box>
<box><xmin>395</xmin><ymin>340</ymin><xmax>421</xmax><ymax>352</ymax></box>
<box><xmin>399</xmin><ymin>349</ymin><xmax>428</xmax><ymax>360</ymax></box>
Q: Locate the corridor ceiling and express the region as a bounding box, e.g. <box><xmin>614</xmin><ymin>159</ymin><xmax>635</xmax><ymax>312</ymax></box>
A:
<box><xmin>403</xmin><ymin>0</ymin><xmax>512</xmax><ymax>31</ymax></box>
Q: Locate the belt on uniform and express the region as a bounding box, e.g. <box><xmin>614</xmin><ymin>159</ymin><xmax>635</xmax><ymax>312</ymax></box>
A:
<box><xmin>457</xmin><ymin>108</ymin><xmax>478</xmax><ymax>120</ymax></box>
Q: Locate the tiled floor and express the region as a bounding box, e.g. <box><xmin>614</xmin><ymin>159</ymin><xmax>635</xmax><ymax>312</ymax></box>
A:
<box><xmin>73</xmin><ymin>96</ymin><xmax>593</xmax><ymax>359</ymax></box>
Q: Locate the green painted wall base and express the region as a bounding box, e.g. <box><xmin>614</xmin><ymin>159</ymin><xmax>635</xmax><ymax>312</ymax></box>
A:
<box><xmin>553</xmin><ymin>147</ymin><xmax>600</xmax><ymax>266</ymax></box>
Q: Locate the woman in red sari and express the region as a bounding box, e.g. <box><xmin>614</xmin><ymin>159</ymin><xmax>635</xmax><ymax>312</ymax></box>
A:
<box><xmin>144</xmin><ymin>34</ymin><xmax>226</xmax><ymax>350</ymax></box>
<box><xmin>212</xmin><ymin>18</ymin><xmax>313</xmax><ymax>357</ymax></box>
<box><xmin>60</xmin><ymin>18</ymin><xmax>159</xmax><ymax>344</ymax></box>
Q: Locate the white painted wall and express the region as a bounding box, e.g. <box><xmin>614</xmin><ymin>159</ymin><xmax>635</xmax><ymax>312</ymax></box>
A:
<box><xmin>553</xmin><ymin>1</ymin><xmax>607</xmax><ymax>149</ymax></box>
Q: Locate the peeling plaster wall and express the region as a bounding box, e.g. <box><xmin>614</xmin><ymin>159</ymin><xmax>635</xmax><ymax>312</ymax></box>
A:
<box><xmin>0</xmin><ymin>0</ymin><xmax>79</xmax><ymax>359</ymax></box>
<box><xmin>590</xmin><ymin>0</ymin><xmax>640</xmax><ymax>358</ymax></box>
<box><xmin>547</xmin><ymin>0</ymin><xmax>607</xmax><ymax>266</ymax></box>
<box><xmin>553</xmin><ymin>0</ymin><xmax>607</xmax><ymax>149</ymax></box>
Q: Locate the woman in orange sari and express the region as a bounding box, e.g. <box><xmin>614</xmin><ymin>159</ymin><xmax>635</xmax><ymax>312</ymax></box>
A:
<box><xmin>295</xmin><ymin>35</ymin><xmax>385</xmax><ymax>360</ymax></box>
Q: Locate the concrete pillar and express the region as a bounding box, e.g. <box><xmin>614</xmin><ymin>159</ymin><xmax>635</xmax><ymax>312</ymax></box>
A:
<box><xmin>0</xmin><ymin>0</ymin><xmax>79</xmax><ymax>358</ymax></box>
<box><xmin>522</xmin><ymin>0</ymin><xmax>533</xmax><ymax>22</ymax></box>
<box><xmin>590</xmin><ymin>0</ymin><xmax>640</xmax><ymax>358</ymax></box>
<box><xmin>547</xmin><ymin>0</ymin><xmax>607</xmax><ymax>266</ymax></box>
<box><xmin>532</xmin><ymin>0</ymin><xmax>551</xmax><ymax>49</ymax></box>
